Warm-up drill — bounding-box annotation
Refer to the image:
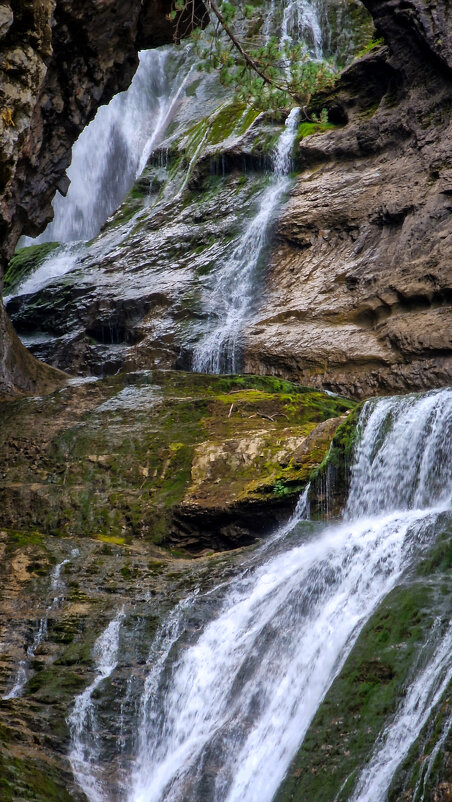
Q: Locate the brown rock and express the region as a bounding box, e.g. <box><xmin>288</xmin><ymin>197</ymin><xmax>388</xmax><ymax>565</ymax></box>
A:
<box><xmin>242</xmin><ymin>25</ymin><xmax>452</xmax><ymax>397</ymax></box>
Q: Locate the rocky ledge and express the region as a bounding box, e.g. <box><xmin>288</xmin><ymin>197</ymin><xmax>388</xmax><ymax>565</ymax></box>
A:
<box><xmin>0</xmin><ymin>370</ymin><xmax>355</xmax><ymax>552</ymax></box>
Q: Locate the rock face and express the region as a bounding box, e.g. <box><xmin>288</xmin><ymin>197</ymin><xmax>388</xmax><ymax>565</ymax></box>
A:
<box><xmin>0</xmin><ymin>528</ymin><xmax>239</xmax><ymax>801</ymax></box>
<box><xmin>7</xmin><ymin>0</ymin><xmax>450</xmax><ymax>399</ymax></box>
<box><xmin>242</xmin><ymin>1</ymin><xmax>452</xmax><ymax>396</ymax></box>
<box><xmin>0</xmin><ymin>371</ymin><xmax>354</xmax><ymax>552</ymax></box>
<box><xmin>0</xmin><ymin>0</ymin><xmax>204</xmax><ymax>397</ymax></box>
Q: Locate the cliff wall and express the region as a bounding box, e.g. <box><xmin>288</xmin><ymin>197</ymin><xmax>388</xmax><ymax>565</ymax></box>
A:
<box><xmin>242</xmin><ymin>0</ymin><xmax>452</xmax><ymax>395</ymax></box>
<box><xmin>1</xmin><ymin>0</ymin><xmax>451</xmax><ymax>398</ymax></box>
<box><xmin>0</xmin><ymin>0</ymin><xmax>202</xmax><ymax>397</ymax></box>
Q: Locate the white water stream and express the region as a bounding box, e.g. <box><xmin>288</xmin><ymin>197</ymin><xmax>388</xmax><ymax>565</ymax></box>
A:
<box><xmin>192</xmin><ymin>107</ymin><xmax>300</xmax><ymax>374</ymax></box>
<box><xmin>67</xmin><ymin>388</ymin><xmax>452</xmax><ymax>802</ymax></box>
<box><xmin>68</xmin><ymin>611</ymin><xmax>125</xmax><ymax>802</ymax></box>
<box><xmin>352</xmin><ymin>619</ymin><xmax>452</xmax><ymax>802</ymax></box>
<box><xmin>37</xmin><ymin>47</ymin><xmax>188</xmax><ymax>244</ymax></box>
<box><xmin>2</xmin><ymin>552</ymin><xmax>77</xmax><ymax>699</ymax></box>
<box><xmin>280</xmin><ymin>0</ymin><xmax>324</xmax><ymax>58</ymax></box>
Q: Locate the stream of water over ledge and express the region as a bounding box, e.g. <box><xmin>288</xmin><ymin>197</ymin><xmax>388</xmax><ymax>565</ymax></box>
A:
<box><xmin>64</xmin><ymin>388</ymin><xmax>452</xmax><ymax>802</ymax></box>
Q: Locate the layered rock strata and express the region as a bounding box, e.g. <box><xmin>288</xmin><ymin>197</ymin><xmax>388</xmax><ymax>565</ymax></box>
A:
<box><xmin>0</xmin><ymin>370</ymin><xmax>354</xmax><ymax>551</ymax></box>
<box><xmin>242</xmin><ymin>0</ymin><xmax>452</xmax><ymax>396</ymax></box>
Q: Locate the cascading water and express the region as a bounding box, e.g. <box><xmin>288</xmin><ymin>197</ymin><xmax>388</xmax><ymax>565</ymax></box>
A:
<box><xmin>280</xmin><ymin>0</ymin><xmax>324</xmax><ymax>59</ymax></box>
<box><xmin>35</xmin><ymin>47</ymin><xmax>189</xmax><ymax>245</ymax></box>
<box><xmin>2</xmin><ymin>552</ymin><xmax>76</xmax><ymax>699</ymax></box>
<box><xmin>11</xmin><ymin>46</ymin><xmax>193</xmax><ymax>303</ymax></box>
<box><xmin>68</xmin><ymin>611</ymin><xmax>124</xmax><ymax>802</ymax></box>
<box><xmin>351</xmin><ymin>618</ymin><xmax>452</xmax><ymax>802</ymax></box>
<box><xmin>192</xmin><ymin>107</ymin><xmax>300</xmax><ymax>374</ymax></box>
<box><xmin>67</xmin><ymin>388</ymin><xmax>452</xmax><ymax>802</ymax></box>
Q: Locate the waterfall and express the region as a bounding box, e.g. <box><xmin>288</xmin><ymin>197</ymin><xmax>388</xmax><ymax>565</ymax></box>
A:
<box><xmin>192</xmin><ymin>107</ymin><xmax>300</xmax><ymax>374</ymax></box>
<box><xmin>351</xmin><ymin>619</ymin><xmax>452</xmax><ymax>802</ymax></box>
<box><xmin>2</xmin><ymin>554</ymin><xmax>75</xmax><ymax>699</ymax></box>
<box><xmin>263</xmin><ymin>0</ymin><xmax>323</xmax><ymax>58</ymax></box>
<box><xmin>68</xmin><ymin>611</ymin><xmax>124</xmax><ymax>802</ymax></box>
<box><xmin>280</xmin><ymin>0</ymin><xmax>324</xmax><ymax>59</ymax></box>
<box><xmin>66</xmin><ymin>388</ymin><xmax>452</xmax><ymax>802</ymax></box>
<box><xmin>33</xmin><ymin>47</ymin><xmax>188</xmax><ymax>245</ymax></box>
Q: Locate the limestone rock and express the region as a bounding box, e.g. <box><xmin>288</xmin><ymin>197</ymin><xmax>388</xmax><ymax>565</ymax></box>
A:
<box><xmin>0</xmin><ymin>371</ymin><xmax>355</xmax><ymax>551</ymax></box>
<box><xmin>0</xmin><ymin>0</ymin><xmax>204</xmax><ymax>397</ymax></box>
<box><xmin>242</xmin><ymin>31</ymin><xmax>452</xmax><ymax>396</ymax></box>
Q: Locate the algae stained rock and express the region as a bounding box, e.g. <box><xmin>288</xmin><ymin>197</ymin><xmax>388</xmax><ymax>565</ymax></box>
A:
<box><xmin>0</xmin><ymin>371</ymin><xmax>355</xmax><ymax>552</ymax></box>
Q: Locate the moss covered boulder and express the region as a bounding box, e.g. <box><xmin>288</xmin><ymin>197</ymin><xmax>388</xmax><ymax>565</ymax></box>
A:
<box><xmin>0</xmin><ymin>371</ymin><xmax>355</xmax><ymax>552</ymax></box>
<box><xmin>4</xmin><ymin>243</ymin><xmax>59</xmax><ymax>295</ymax></box>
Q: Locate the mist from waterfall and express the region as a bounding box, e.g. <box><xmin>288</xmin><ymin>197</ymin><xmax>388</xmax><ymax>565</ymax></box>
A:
<box><xmin>35</xmin><ymin>47</ymin><xmax>188</xmax><ymax>244</ymax></box>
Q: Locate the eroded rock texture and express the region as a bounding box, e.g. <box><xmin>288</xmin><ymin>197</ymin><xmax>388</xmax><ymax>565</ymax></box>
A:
<box><xmin>0</xmin><ymin>0</ymin><xmax>203</xmax><ymax>397</ymax></box>
<box><xmin>243</xmin><ymin>0</ymin><xmax>452</xmax><ymax>396</ymax></box>
<box><xmin>2</xmin><ymin>0</ymin><xmax>451</xmax><ymax>399</ymax></box>
<box><xmin>0</xmin><ymin>371</ymin><xmax>354</xmax><ymax>551</ymax></box>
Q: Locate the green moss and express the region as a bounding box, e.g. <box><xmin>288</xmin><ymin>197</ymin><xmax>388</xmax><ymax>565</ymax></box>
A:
<box><xmin>354</xmin><ymin>37</ymin><xmax>384</xmax><ymax>60</ymax></box>
<box><xmin>95</xmin><ymin>534</ymin><xmax>126</xmax><ymax>546</ymax></box>
<box><xmin>417</xmin><ymin>521</ymin><xmax>452</xmax><ymax>576</ymax></box>
<box><xmin>0</xmin><ymin>749</ymin><xmax>76</xmax><ymax>802</ymax></box>
<box><xmin>297</xmin><ymin>121</ymin><xmax>338</xmax><ymax>141</ymax></box>
<box><xmin>275</xmin><ymin>582</ymin><xmax>439</xmax><ymax>802</ymax></box>
<box><xmin>0</xmin><ymin>371</ymin><xmax>355</xmax><ymax>545</ymax></box>
<box><xmin>4</xmin><ymin>242</ymin><xmax>60</xmax><ymax>293</ymax></box>
<box><xmin>309</xmin><ymin>405</ymin><xmax>363</xmax><ymax>518</ymax></box>
<box><xmin>387</xmin><ymin>673</ymin><xmax>452</xmax><ymax>800</ymax></box>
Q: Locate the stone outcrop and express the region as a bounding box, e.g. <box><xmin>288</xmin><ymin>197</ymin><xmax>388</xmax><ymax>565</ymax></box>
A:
<box><xmin>242</xmin><ymin>0</ymin><xmax>452</xmax><ymax>396</ymax></box>
<box><xmin>7</xmin><ymin>0</ymin><xmax>450</xmax><ymax>399</ymax></box>
<box><xmin>0</xmin><ymin>0</ymin><xmax>204</xmax><ymax>397</ymax></box>
<box><xmin>0</xmin><ymin>370</ymin><xmax>354</xmax><ymax>551</ymax></box>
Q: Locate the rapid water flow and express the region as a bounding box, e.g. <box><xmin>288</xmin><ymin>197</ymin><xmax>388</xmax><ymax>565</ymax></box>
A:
<box><xmin>67</xmin><ymin>389</ymin><xmax>452</xmax><ymax>802</ymax></box>
<box><xmin>351</xmin><ymin>619</ymin><xmax>452</xmax><ymax>802</ymax></box>
<box><xmin>68</xmin><ymin>612</ymin><xmax>124</xmax><ymax>802</ymax></box>
<box><xmin>263</xmin><ymin>0</ymin><xmax>323</xmax><ymax>58</ymax></box>
<box><xmin>34</xmin><ymin>47</ymin><xmax>188</xmax><ymax>244</ymax></box>
<box><xmin>280</xmin><ymin>0</ymin><xmax>323</xmax><ymax>59</ymax></box>
<box><xmin>192</xmin><ymin>107</ymin><xmax>300</xmax><ymax>374</ymax></box>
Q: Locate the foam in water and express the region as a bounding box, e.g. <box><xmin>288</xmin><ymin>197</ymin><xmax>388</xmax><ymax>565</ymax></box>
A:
<box><xmin>68</xmin><ymin>611</ymin><xmax>124</xmax><ymax>802</ymax></box>
<box><xmin>192</xmin><ymin>107</ymin><xmax>300</xmax><ymax>374</ymax></box>
<box><xmin>67</xmin><ymin>389</ymin><xmax>452</xmax><ymax>802</ymax></box>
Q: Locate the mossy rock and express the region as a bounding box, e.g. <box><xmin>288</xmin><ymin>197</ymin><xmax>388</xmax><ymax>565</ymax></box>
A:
<box><xmin>0</xmin><ymin>748</ymin><xmax>78</xmax><ymax>802</ymax></box>
<box><xmin>297</xmin><ymin>120</ymin><xmax>338</xmax><ymax>141</ymax></box>
<box><xmin>4</xmin><ymin>243</ymin><xmax>60</xmax><ymax>294</ymax></box>
<box><xmin>309</xmin><ymin>404</ymin><xmax>363</xmax><ymax>518</ymax></box>
<box><xmin>0</xmin><ymin>371</ymin><xmax>356</xmax><ymax>549</ymax></box>
<box><xmin>275</xmin><ymin>514</ymin><xmax>452</xmax><ymax>802</ymax></box>
<box><xmin>275</xmin><ymin>582</ymin><xmax>448</xmax><ymax>801</ymax></box>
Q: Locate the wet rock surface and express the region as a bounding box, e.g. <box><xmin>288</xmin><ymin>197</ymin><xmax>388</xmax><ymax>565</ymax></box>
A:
<box><xmin>0</xmin><ymin>370</ymin><xmax>354</xmax><ymax>551</ymax></box>
<box><xmin>274</xmin><ymin>520</ymin><xmax>452</xmax><ymax>802</ymax></box>
<box><xmin>0</xmin><ymin>0</ymin><xmax>204</xmax><ymax>397</ymax></box>
<box><xmin>242</xmin><ymin>30</ymin><xmax>452</xmax><ymax>396</ymax></box>
<box><xmin>7</xmin><ymin>0</ymin><xmax>451</xmax><ymax>399</ymax></box>
<box><xmin>0</xmin><ymin>528</ymin><xmax>241</xmax><ymax>801</ymax></box>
